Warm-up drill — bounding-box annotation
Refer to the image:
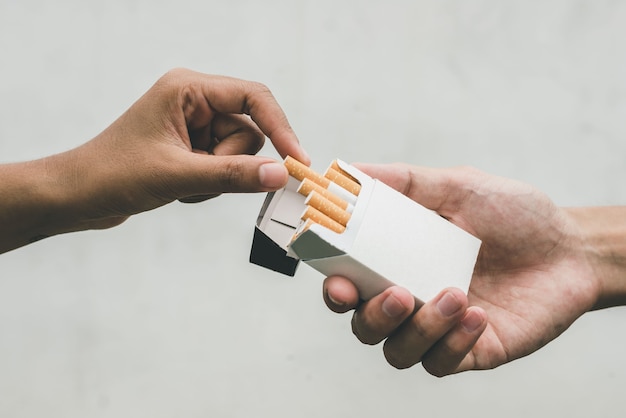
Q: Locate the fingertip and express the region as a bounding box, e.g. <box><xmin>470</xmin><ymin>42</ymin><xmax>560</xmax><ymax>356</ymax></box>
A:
<box><xmin>460</xmin><ymin>306</ymin><xmax>487</xmax><ymax>334</ymax></box>
<box><xmin>258</xmin><ymin>162</ymin><xmax>288</xmax><ymax>190</ymax></box>
<box><xmin>421</xmin><ymin>306</ymin><xmax>487</xmax><ymax>376</ymax></box>
<box><xmin>444</xmin><ymin>286</ymin><xmax>470</xmax><ymax>301</ymax></box>
<box><xmin>323</xmin><ymin>276</ymin><xmax>360</xmax><ymax>313</ymax></box>
<box><xmin>173</xmin><ymin>153</ymin><xmax>288</xmax><ymax>196</ymax></box>
<box><xmin>383</xmin><ymin>343</ymin><xmax>416</xmax><ymax>370</ymax></box>
<box><xmin>298</xmin><ymin>148</ymin><xmax>311</xmax><ymax>166</ymax></box>
<box><xmin>435</xmin><ymin>287</ymin><xmax>468</xmax><ymax>318</ymax></box>
<box><xmin>281</xmin><ymin>146</ymin><xmax>310</xmax><ymax>167</ymax></box>
<box><xmin>382</xmin><ymin>286</ymin><xmax>415</xmax><ymax>318</ymax></box>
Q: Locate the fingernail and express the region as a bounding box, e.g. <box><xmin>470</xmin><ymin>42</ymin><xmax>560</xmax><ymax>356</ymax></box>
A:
<box><xmin>300</xmin><ymin>148</ymin><xmax>311</xmax><ymax>166</ymax></box>
<box><xmin>461</xmin><ymin>310</ymin><xmax>483</xmax><ymax>333</ymax></box>
<box><xmin>382</xmin><ymin>293</ymin><xmax>407</xmax><ymax>318</ymax></box>
<box><xmin>326</xmin><ymin>291</ymin><xmax>344</xmax><ymax>307</ymax></box>
<box><xmin>259</xmin><ymin>162</ymin><xmax>287</xmax><ymax>189</ymax></box>
<box><xmin>437</xmin><ymin>292</ymin><xmax>462</xmax><ymax>317</ymax></box>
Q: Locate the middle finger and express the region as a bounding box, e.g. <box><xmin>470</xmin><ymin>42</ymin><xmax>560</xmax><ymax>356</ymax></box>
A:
<box><xmin>351</xmin><ymin>286</ymin><xmax>416</xmax><ymax>345</ymax></box>
<box><xmin>383</xmin><ymin>288</ymin><xmax>468</xmax><ymax>369</ymax></box>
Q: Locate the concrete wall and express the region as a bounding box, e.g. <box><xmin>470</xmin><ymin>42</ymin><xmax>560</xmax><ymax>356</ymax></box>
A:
<box><xmin>1</xmin><ymin>1</ymin><xmax>625</xmax><ymax>416</ymax></box>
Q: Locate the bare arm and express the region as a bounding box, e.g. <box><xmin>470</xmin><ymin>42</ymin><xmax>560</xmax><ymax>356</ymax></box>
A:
<box><xmin>0</xmin><ymin>158</ymin><xmax>72</xmax><ymax>253</ymax></box>
<box><xmin>0</xmin><ymin>69</ymin><xmax>309</xmax><ymax>254</ymax></box>
<box><xmin>567</xmin><ymin>206</ymin><xmax>626</xmax><ymax>310</ymax></box>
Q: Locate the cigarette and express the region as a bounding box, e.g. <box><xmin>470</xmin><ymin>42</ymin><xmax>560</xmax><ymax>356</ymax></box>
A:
<box><xmin>324</xmin><ymin>167</ymin><xmax>361</xmax><ymax>196</ymax></box>
<box><xmin>326</xmin><ymin>181</ymin><xmax>357</xmax><ymax>205</ymax></box>
<box><xmin>301</xmin><ymin>206</ymin><xmax>346</xmax><ymax>234</ymax></box>
<box><xmin>291</xmin><ymin>219</ymin><xmax>315</xmax><ymax>242</ymax></box>
<box><xmin>330</xmin><ymin>160</ymin><xmax>359</xmax><ymax>183</ymax></box>
<box><xmin>301</xmin><ymin>218</ymin><xmax>315</xmax><ymax>233</ymax></box>
<box><xmin>297</xmin><ymin>178</ymin><xmax>353</xmax><ymax>212</ymax></box>
<box><xmin>304</xmin><ymin>191</ymin><xmax>351</xmax><ymax>226</ymax></box>
<box><xmin>285</xmin><ymin>156</ymin><xmax>357</xmax><ymax>204</ymax></box>
<box><xmin>284</xmin><ymin>156</ymin><xmax>330</xmax><ymax>188</ymax></box>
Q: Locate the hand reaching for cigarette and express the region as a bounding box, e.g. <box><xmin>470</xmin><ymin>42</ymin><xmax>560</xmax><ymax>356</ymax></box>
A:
<box><xmin>0</xmin><ymin>68</ymin><xmax>309</xmax><ymax>253</ymax></box>
<box><xmin>323</xmin><ymin>163</ymin><xmax>626</xmax><ymax>376</ymax></box>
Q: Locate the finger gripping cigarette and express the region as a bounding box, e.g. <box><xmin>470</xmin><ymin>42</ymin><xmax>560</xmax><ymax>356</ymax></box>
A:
<box><xmin>301</xmin><ymin>206</ymin><xmax>346</xmax><ymax>234</ymax></box>
<box><xmin>324</xmin><ymin>167</ymin><xmax>361</xmax><ymax>196</ymax></box>
<box><xmin>305</xmin><ymin>191</ymin><xmax>351</xmax><ymax>226</ymax></box>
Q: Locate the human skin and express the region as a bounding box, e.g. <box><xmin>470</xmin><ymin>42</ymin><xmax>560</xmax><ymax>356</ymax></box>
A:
<box><xmin>323</xmin><ymin>163</ymin><xmax>626</xmax><ymax>376</ymax></box>
<box><xmin>0</xmin><ymin>68</ymin><xmax>309</xmax><ymax>254</ymax></box>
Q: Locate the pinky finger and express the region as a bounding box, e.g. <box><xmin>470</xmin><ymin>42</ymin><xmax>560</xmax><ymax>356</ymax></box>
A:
<box><xmin>421</xmin><ymin>307</ymin><xmax>487</xmax><ymax>377</ymax></box>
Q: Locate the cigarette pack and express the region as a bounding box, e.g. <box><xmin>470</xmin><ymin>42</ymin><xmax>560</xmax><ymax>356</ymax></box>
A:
<box><xmin>249</xmin><ymin>159</ymin><xmax>481</xmax><ymax>302</ymax></box>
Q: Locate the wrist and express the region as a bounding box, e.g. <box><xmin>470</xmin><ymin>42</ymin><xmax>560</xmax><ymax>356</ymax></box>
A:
<box><xmin>0</xmin><ymin>155</ymin><xmax>76</xmax><ymax>252</ymax></box>
<box><xmin>565</xmin><ymin>207</ymin><xmax>626</xmax><ymax>310</ymax></box>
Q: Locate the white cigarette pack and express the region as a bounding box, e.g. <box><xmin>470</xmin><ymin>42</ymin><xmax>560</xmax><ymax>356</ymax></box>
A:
<box><xmin>249</xmin><ymin>160</ymin><xmax>481</xmax><ymax>302</ymax></box>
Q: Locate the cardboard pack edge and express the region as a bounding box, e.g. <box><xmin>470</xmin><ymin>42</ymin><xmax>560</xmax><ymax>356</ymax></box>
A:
<box><xmin>249</xmin><ymin>160</ymin><xmax>482</xmax><ymax>301</ymax></box>
<box><xmin>250</xmin><ymin>190</ymin><xmax>300</xmax><ymax>276</ymax></box>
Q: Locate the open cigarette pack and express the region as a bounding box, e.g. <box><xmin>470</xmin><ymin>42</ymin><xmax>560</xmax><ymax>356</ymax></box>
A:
<box><xmin>249</xmin><ymin>158</ymin><xmax>482</xmax><ymax>302</ymax></box>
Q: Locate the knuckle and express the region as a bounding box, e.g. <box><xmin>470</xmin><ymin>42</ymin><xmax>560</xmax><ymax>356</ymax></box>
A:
<box><xmin>163</xmin><ymin>67</ymin><xmax>192</xmax><ymax>80</ymax></box>
<box><xmin>216</xmin><ymin>159</ymin><xmax>246</xmax><ymax>190</ymax></box>
<box><xmin>389</xmin><ymin>162</ymin><xmax>416</xmax><ymax>196</ymax></box>
<box><xmin>450</xmin><ymin>165</ymin><xmax>486</xmax><ymax>186</ymax></box>
<box><xmin>390</xmin><ymin>162</ymin><xmax>412</xmax><ymax>171</ymax></box>
<box><xmin>151</xmin><ymin>69</ymin><xmax>197</xmax><ymax>108</ymax></box>
<box><xmin>156</xmin><ymin>68</ymin><xmax>189</xmax><ymax>88</ymax></box>
<box><xmin>249</xmin><ymin>81</ymin><xmax>271</xmax><ymax>95</ymax></box>
<box><xmin>245</xmin><ymin>129</ymin><xmax>266</xmax><ymax>154</ymax></box>
<box><xmin>155</xmin><ymin>68</ymin><xmax>208</xmax><ymax>102</ymax></box>
<box><xmin>407</xmin><ymin>316</ymin><xmax>436</xmax><ymax>342</ymax></box>
<box><xmin>454</xmin><ymin>164</ymin><xmax>480</xmax><ymax>174</ymax></box>
<box><xmin>241</xmin><ymin>82</ymin><xmax>274</xmax><ymax>113</ymax></box>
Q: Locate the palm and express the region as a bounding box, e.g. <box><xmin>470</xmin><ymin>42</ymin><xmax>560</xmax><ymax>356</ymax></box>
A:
<box><xmin>336</xmin><ymin>164</ymin><xmax>602</xmax><ymax>373</ymax></box>
<box><xmin>449</xmin><ymin>176</ymin><xmax>597</xmax><ymax>370</ymax></box>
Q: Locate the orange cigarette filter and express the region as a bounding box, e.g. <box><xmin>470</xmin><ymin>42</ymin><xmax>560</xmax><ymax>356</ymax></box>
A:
<box><xmin>284</xmin><ymin>156</ymin><xmax>330</xmax><ymax>188</ymax></box>
<box><xmin>324</xmin><ymin>167</ymin><xmax>361</xmax><ymax>196</ymax></box>
<box><xmin>306</xmin><ymin>191</ymin><xmax>351</xmax><ymax>226</ymax></box>
<box><xmin>301</xmin><ymin>206</ymin><xmax>346</xmax><ymax>234</ymax></box>
<box><xmin>330</xmin><ymin>160</ymin><xmax>359</xmax><ymax>183</ymax></box>
<box><xmin>301</xmin><ymin>218</ymin><xmax>315</xmax><ymax>233</ymax></box>
<box><xmin>297</xmin><ymin>178</ymin><xmax>349</xmax><ymax>210</ymax></box>
<box><xmin>291</xmin><ymin>219</ymin><xmax>315</xmax><ymax>242</ymax></box>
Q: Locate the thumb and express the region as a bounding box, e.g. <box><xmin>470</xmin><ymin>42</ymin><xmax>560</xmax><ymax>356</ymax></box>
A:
<box><xmin>353</xmin><ymin>163</ymin><xmax>481</xmax><ymax>219</ymax></box>
<box><xmin>169</xmin><ymin>153</ymin><xmax>289</xmax><ymax>198</ymax></box>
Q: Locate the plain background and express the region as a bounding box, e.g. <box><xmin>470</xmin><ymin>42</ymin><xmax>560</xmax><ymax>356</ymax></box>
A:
<box><xmin>1</xmin><ymin>1</ymin><xmax>625</xmax><ymax>417</ymax></box>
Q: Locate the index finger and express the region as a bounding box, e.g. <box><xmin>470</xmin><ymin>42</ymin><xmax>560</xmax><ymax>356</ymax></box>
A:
<box><xmin>197</xmin><ymin>72</ymin><xmax>310</xmax><ymax>165</ymax></box>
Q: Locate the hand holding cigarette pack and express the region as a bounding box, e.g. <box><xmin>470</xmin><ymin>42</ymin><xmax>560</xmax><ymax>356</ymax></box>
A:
<box><xmin>250</xmin><ymin>157</ymin><xmax>482</xmax><ymax>302</ymax></box>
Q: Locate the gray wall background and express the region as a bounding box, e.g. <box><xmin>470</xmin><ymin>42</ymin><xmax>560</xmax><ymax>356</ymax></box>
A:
<box><xmin>1</xmin><ymin>1</ymin><xmax>625</xmax><ymax>417</ymax></box>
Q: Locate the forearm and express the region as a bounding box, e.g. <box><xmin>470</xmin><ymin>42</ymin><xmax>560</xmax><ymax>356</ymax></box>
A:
<box><xmin>566</xmin><ymin>207</ymin><xmax>626</xmax><ymax>310</ymax></box>
<box><xmin>0</xmin><ymin>155</ymin><xmax>79</xmax><ymax>253</ymax></box>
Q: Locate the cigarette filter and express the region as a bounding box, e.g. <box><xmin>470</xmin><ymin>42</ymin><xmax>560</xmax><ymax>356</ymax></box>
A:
<box><xmin>297</xmin><ymin>178</ymin><xmax>352</xmax><ymax>211</ymax></box>
<box><xmin>324</xmin><ymin>167</ymin><xmax>361</xmax><ymax>196</ymax></box>
<box><xmin>284</xmin><ymin>156</ymin><xmax>330</xmax><ymax>188</ymax></box>
<box><xmin>304</xmin><ymin>191</ymin><xmax>351</xmax><ymax>226</ymax></box>
<box><xmin>330</xmin><ymin>160</ymin><xmax>359</xmax><ymax>183</ymax></box>
<box><xmin>301</xmin><ymin>206</ymin><xmax>346</xmax><ymax>234</ymax></box>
